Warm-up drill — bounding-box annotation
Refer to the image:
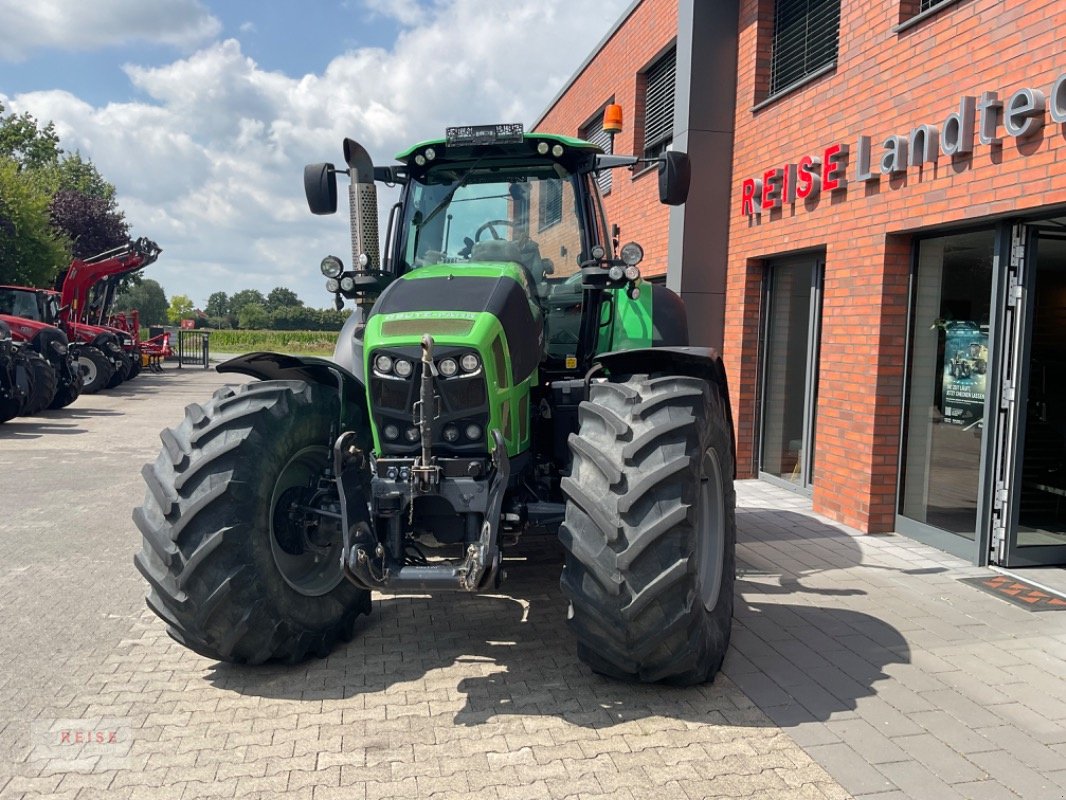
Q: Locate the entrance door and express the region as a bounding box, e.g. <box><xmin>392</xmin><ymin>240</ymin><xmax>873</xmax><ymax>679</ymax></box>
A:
<box><xmin>759</xmin><ymin>257</ymin><xmax>822</xmax><ymax>492</ymax></box>
<box><xmin>992</xmin><ymin>223</ymin><xmax>1066</xmax><ymax>566</ymax></box>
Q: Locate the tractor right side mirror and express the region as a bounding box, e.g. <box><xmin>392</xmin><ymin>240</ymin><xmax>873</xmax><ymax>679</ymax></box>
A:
<box><xmin>658</xmin><ymin>150</ymin><xmax>691</xmax><ymax>206</ymax></box>
<box><xmin>304</xmin><ymin>162</ymin><xmax>338</xmax><ymax>215</ymax></box>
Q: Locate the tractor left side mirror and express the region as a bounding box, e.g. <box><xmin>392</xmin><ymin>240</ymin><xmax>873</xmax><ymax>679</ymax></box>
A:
<box><xmin>658</xmin><ymin>150</ymin><xmax>691</xmax><ymax>206</ymax></box>
<box><xmin>304</xmin><ymin>162</ymin><xmax>338</xmax><ymax>215</ymax></box>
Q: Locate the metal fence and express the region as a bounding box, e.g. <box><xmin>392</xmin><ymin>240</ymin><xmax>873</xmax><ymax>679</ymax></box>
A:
<box><xmin>176</xmin><ymin>330</ymin><xmax>210</xmax><ymax>369</ymax></box>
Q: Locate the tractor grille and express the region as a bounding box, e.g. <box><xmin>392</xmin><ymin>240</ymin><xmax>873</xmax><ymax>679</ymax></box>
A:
<box><xmin>369</xmin><ymin>346</ymin><xmax>489</xmax><ymax>456</ymax></box>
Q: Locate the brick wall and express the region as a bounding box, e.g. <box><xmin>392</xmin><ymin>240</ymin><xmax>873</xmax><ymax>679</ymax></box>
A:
<box><xmin>535</xmin><ymin>0</ymin><xmax>678</xmax><ymax>277</ymax></box>
<box><xmin>538</xmin><ymin>0</ymin><xmax>1066</xmax><ymax>535</ymax></box>
<box><xmin>729</xmin><ymin>0</ymin><xmax>1066</xmax><ymax>531</ymax></box>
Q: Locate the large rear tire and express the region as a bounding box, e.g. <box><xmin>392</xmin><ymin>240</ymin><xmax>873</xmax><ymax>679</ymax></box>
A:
<box><xmin>133</xmin><ymin>379</ymin><xmax>371</xmax><ymax>664</ymax></box>
<box><xmin>77</xmin><ymin>346</ymin><xmax>114</xmax><ymax>394</ymax></box>
<box><xmin>22</xmin><ymin>352</ymin><xmax>57</xmax><ymax>415</ymax></box>
<box><xmin>560</xmin><ymin>374</ymin><xmax>735</xmax><ymax>685</ymax></box>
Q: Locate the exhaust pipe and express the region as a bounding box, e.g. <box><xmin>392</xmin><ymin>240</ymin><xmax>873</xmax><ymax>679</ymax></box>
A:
<box><xmin>343</xmin><ymin>138</ymin><xmax>380</xmax><ymax>273</ymax></box>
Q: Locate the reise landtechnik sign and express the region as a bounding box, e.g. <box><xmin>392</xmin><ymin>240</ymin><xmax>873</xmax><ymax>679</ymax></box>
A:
<box><xmin>739</xmin><ymin>73</ymin><xmax>1066</xmax><ymax>218</ymax></box>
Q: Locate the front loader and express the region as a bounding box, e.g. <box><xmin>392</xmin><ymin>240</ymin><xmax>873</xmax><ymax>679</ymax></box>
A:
<box><xmin>135</xmin><ymin>121</ymin><xmax>737</xmax><ymax>684</ymax></box>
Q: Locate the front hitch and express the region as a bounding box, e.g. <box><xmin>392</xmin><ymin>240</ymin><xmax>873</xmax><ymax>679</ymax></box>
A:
<box><xmin>338</xmin><ymin>429</ymin><xmax>508</xmax><ymax>593</ymax></box>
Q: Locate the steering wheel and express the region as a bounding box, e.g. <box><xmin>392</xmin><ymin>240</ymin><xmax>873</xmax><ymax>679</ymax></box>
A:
<box><xmin>475</xmin><ymin>219</ymin><xmax>516</xmax><ymax>241</ymax></box>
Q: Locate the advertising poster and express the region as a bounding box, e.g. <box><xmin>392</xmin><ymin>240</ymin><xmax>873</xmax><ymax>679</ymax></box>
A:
<box><xmin>942</xmin><ymin>321</ymin><xmax>989</xmax><ymax>427</ymax></box>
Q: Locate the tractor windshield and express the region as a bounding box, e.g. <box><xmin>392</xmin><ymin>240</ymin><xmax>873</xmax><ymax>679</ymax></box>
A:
<box><xmin>399</xmin><ymin>164</ymin><xmax>593</xmax><ymax>362</ymax></box>
<box><xmin>400</xmin><ymin>166</ymin><xmax>586</xmax><ymax>281</ymax></box>
<box><xmin>0</xmin><ymin>288</ymin><xmax>43</xmax><ymax>321</ymax></box>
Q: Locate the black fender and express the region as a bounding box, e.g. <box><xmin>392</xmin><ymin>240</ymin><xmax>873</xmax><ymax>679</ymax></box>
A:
<box><xmin>594</xmin><ymin>346</ymin><xmax>735</xmax><ymax>477</ymax></box>
<box><xmin>217</xmin><ymin>351</ymin><xmax>371</xmax><ymax>447</ymax></box>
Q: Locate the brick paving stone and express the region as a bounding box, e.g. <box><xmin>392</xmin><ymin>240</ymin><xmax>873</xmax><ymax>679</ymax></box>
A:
<box><xmin>5</xmin><ymin>380</ymin><xmax>1066</xmax><ymax>800</ymax></box>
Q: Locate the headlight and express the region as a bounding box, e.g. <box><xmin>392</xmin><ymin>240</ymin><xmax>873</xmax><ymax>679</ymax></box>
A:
<box><xmin>383</xmin><ymin>424</ymin><xmax>399</xmax><ymax>440</ymax></box>
<box><xmin>374</xmin><ymin>354</ymin><xmax>393</xmax><ymax>373</ymax></box>
<box><xmin>404</xmin><ymin>427</ymin><xmax>419</xmax><ymax>443</ymax></box>
<box><xmin>393</xmin><ymin>359</ymin><xmax>413</xmax><ymax>378</ymax></box>
<box><xmin>438</xmin><ymin>358</ymin><xmax>458</xmax><ymax>377</ymax></box>
<box><xmin>460</xmin><ymin>353</ymin><xmax>480</xmax><ymax>373</ymax></box>
<box><xmin>620</xmin><ymin>241</ymin><xmax>644</xmax><ymax>266</ymax></box>
<box><xmin>320</xmin><ymin>255</ymin><xmax>343</xmax><ymax>278</ymax></box>
<box><xmin>465</xmin><ymin>424</ymin><xmax>482</xmax><ymax>441</ymax></box>
<box><xmin>442</xmin><ymin>424</ymin><xmax>459</xmax><ymax>442</ymax></box>
<box><xmin>325</xmin><ymin>277</ymin><xmax>340</xmax><ymax>293</ymax></box>
<box><xmin>340</xmin><ymin>276</ymin><xmax>355</xmax><ymax>292</ymax></box>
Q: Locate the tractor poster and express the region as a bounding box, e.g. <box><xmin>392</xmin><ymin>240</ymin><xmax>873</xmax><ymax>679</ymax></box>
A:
<box><xmin>942</xmin><ymin>321</ymin><xmax>989</xmax><ymax>427</ymax></box>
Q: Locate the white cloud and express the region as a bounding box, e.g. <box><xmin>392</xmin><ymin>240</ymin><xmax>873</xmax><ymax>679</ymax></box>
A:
<box><xmin>0</xmin><ymin>0</ymin><xmax>221</xmax><ymax>61</ymax></box>
<box><xmin>1</xmin><ymin>0</ymin><xmax>629</xmax><ymax>307</ymax></box>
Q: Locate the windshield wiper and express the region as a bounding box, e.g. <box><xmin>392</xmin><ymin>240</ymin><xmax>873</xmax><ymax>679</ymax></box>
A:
<box><xmin>412</xmin><ymin>158</ymin><xmax>485</xmax><ymax>256</ymax></box>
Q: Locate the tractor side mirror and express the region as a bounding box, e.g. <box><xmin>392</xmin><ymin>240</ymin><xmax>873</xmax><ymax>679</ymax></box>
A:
<box><xmin>304</xmin><ymin>163</ymin><xmax>338</xmax><ymax>215</ymax></box>
<box><xmin>658</xmin><ymin>150</ymin><xmax>691</xmax><ymax>206</ymax></box>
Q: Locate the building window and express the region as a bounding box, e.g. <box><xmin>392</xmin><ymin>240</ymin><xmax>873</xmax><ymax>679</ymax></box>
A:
<box><xmin>538</xmin><ymin>180</ymin><xmax>562</xmax><ymax>231</ymax></box>
<box><xmin>581</xmin><ymin>107</ymin><xmax>613</xmax><ymax>196</ymax></box>
<box><xmin>769</xmin><ymin>0</ymin><xmax>840</xmax><ymax>97</ymax></box>
<box><xmin>897</xmin><ymin>0</ymin><xmax>959</xmax><ymax>28</ymax></box>
<box><xmin>641</xmin><ymin>47</ymin><xmax>676</xmax><ymax>160</ymax></box>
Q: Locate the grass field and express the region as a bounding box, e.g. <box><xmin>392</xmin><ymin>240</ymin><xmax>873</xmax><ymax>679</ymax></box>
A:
<box><xmin>200</xmin><ymin>329</ymin><xmax>337</xmax><ymax>356</ymax></box>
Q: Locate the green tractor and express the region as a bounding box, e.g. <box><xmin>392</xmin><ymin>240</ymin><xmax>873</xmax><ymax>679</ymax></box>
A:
<box><xmin>134</xmin><ymin>124</ymin><xmax>736</xmax><ymax>684</ymax></box>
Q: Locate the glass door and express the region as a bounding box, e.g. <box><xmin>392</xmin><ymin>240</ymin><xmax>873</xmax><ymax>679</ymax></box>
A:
<box><xmin>994</xmin><ymin>222</ymin><xmax>1066</xmax><ymax>566</ymax></box>
<box><xmin>759</xmin><ymin>256</ymin><xmax>822</xmax><ymax>493</ymax></box>
<box><xmin>897</xmin><ymin>229</ymin><xmax>996</xmax><ymax>560</ymax></box>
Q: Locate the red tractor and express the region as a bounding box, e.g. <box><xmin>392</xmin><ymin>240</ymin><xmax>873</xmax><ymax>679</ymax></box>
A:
<box><xmin>0</xmin><ymin>285</ymin><xmax>121</xmax><ymax>395</ymax></box>
<box><xmin>53</xmin><ymin>237</ymin><xmax>162</xmax><ymax>386</ymax></box>
<box><xmin>0</xmin><ymin>294</ymin><xmax>83</xmax><ymax>412</ymax></box>
<box><xmin>0</xmin><ymin>237</ymin><xmax>161</xmax><ymax>394</ymax></box>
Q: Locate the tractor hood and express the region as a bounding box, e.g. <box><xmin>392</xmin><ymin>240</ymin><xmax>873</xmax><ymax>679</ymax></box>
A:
<box><xmin>0</xmin><ymin>313</ymin><xmax>54</xmax><ymax>342</ymax></box>
<box><xmin>367</xmin><ymin>262</ymin><xmax>542</xmax><ymax>384</ymax></box>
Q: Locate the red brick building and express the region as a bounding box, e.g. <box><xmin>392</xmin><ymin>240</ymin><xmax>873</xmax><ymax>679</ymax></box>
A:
<box><xmin>536</xmin><ymin>0</ymin><xmax>1066</xmax><ymax>568</ymax></box>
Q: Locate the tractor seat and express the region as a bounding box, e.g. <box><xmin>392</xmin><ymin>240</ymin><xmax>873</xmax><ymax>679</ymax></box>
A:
<box><xmin>470</xmin><ymin>238</ymin><xmax>551</xmax><ymax>285</ymax></box>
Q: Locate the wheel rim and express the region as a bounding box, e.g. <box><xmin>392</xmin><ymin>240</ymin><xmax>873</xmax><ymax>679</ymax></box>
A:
<box><xmin>696</xmin><ymin>447</ymin><xmax>726</xmax><ymax>612</ymax></box>
<box><xmin>78</xmin><ymin>357</ymin><xmax>97</xmax><ymax>387</ymax></box>
<box><xmin>269</xmin><ymin>445</ymin><xmax>344</xmax><ymax>597</ymax></box>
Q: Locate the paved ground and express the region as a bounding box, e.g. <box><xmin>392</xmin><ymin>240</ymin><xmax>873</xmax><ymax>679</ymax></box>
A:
<box><xmin>0</xmin><ymin>367</ymin><xmax>1063</xmax><ymax>799</ymax></box>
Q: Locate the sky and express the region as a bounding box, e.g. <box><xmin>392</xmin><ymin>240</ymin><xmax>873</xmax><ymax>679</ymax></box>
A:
<box><xmin>0</xmin><ymin>0</ymin><xmax>631</xmax><ymax>309</ymax></box>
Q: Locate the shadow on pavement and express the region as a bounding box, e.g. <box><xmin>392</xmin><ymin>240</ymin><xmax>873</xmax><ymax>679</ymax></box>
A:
<box><xmin>204</xmin><ymin>513</ymin><xmax>911</xmax><ymax>730</ymax></box>
<box><xmin>0</xmin><ymin>420</ymin><xmax>87</xmax><ymax>438</ymax></box>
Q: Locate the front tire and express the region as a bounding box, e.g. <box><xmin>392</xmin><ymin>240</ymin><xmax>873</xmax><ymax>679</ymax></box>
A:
<box><xmin>76</xmin><ymin>346</ymin><xmax>114</xmax><ymax>394</ymax></box>
<box><xmin>560</xmin><ymin>374</ymin><xmax>736</xmax><ymax>685</ymax></box>
<box><xmin>133</xmin><ymin>379</ymin><xmax>371</xmax><ymax>664</ymax></box>
<box><xmin>22</xmin><ymin>352</ymin><xmax>57</xmax><ymax>414</ymax></box>
<box><xmin>105</xmin><ymin>352</ymin><xmax>129</xmax><ymax>388</ymax></box>
<box><xmin>48</xmin><ymin>360</ymin><xmax>83</xmax><ymax>409</ymax></box>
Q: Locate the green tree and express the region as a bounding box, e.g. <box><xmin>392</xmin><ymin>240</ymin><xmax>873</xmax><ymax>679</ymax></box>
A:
<box><xmin>229</xmin><ymin>289</ymin><xmax>266</xmax><ymax>317</ymax></box>
<box><xmin>0</xmin><ymin>102</ymin><xmax>61</xmax><ymax>171</ymax></box>
<box><xmin>54</xmin><ymin>152</ymin><xmax>116</xmax><ymax>200</ymax></box>
<box><xmin>205</xmin><ymin>291</ymin><xmax>229</xmax><ymax>317</ymax></box>
<box><xmin>266</xmin><ymin>286</ymin><xmax>302</xmax><ymax>312</ymax></box>
<box><xmin>114</xmin><ymin>278</ymin><xmax>168</xmax><ymax>326</ymax></box>
<box><xmin>0</xmin><ymin>157</ymin><xmax>70</xmax><ymax>285</ymax></box>
<box><xmin>270</xmin><ymin>305</ymin><xmax>317</xmax><ymax>330</ymax></box>
<box><xmin>166</xmin><ymin>294</ymin><xmax>194</xmax><ymax>324</ymax></box>
<box><xmin>239</xmin><ymin>302</ymin><xmax>269</xmax><ymax>329</ymax></box>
